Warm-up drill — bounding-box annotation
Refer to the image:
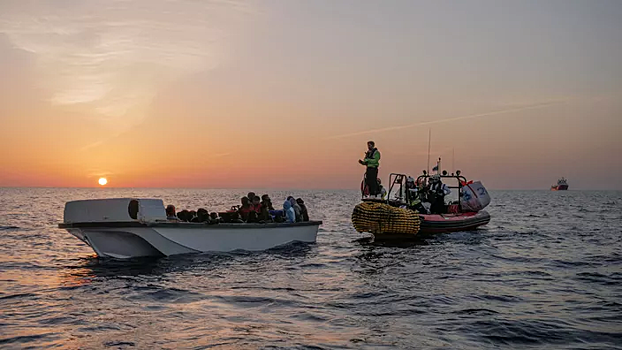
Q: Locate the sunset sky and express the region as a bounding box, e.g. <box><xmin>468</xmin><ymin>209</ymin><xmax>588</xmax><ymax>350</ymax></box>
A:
<box><xmin>1</xmin><ymin>0</ymin><xmax>621</xmax><ymax>189</ymax></box>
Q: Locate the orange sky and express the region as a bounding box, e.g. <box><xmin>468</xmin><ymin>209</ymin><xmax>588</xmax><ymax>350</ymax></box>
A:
<box><xmin>1</xmin><ymin>1</ymin><xmax>621</xmax><ymax>189</ymax></box>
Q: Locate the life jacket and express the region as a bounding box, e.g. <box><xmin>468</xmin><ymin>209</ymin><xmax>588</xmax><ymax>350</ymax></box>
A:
<box><xmin>239</xmin><ymin>206</ymin><xmax>253</xmax><ymax>216</ymax></box>
<box><xmin>429</xmin><ymin>182</ymin><xmax>445</xmax><ymax>195</ymax></box>
<box><xmin>407</xmin><ymin>188</ymin><xmax>421</xmax><ymax>206</ymax></box>
<box><xmin>365</xmin><ymin>148</ymin><xmax>378</xmax><ymax>160</ymax></box>
<box><xmin>251</xmin><ymin>203</ymin><xmax>262</xmax><ymax>213</ymax></box>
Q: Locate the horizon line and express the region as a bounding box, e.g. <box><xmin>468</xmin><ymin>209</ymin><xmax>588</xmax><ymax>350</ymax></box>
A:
<box><xmin>0</xmin><ymin>186</ymin><xmax>618</xmax><ymax>191</ymax></box>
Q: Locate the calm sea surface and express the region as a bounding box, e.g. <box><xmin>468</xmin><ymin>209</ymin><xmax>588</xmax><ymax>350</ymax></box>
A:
<box><xmin>1</xmin><ymin>188</ymin><xmax>621</xmax><ymax>349</ymax></box>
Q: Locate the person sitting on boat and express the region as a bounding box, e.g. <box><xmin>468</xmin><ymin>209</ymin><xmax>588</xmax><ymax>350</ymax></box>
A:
<box><xmin>257</xmin><ymin>201</ymin><xmax>273</xmax><ymax>223</ymax></box>
<box><xmin>176</xmin><ymin>209</ymin><xmax>190</xmax><ymax>222</ymax></box>
<box><xmin>377</xmin><ymin>178</ymin><xmax>387</xmax><ymax>200</ymax></box>
<box><xmin>288</xmin><ymin>196</ymin><xmax>303</xmax><ymax>222</ymax></box>
<box><xmin>273</xmin><ymin>210</ymin><xmax>286</xmax><ymax>223</ymax></box>
<box><xmin>283</xmin><ymin>200</ymin><xmax>296</xmax><ymax>223</ymax></box>
<box><xmin>209</xmin><ymin>212</ymin><xmax>221</xmax><ymax>224</ymax></box>
<box><xmin>406</xmin><ymin>177</ymin><xmax>428</xmax><ymax>214</ymax></box>
<box><xmin>251</xmin><ymin>196</ymin><xmax>262</xmax><ymax>213</ymax></box>
<box><xmin>247</xmin><ymin>192</ymin><xmax>256</xmax><ymax>203</ymax></box>
<box><xmin>261</xmin><ymin>194</ymin><xmax>275</xmax><ymax>211</ymax></box>
<box><xmin>192</xmin><ymin>208</ymin><xmax>209</xmax><ymax>223</ymax></box>
<box><xmin>358</xmin><ymin>141</ymin><xmax>381</xmax><ymax>198</ymax></box>
<box><xmin>166</xmin><ymin>205</ymin><xmax>179</xmax><ymax>221</ymax></box>
<box><xmin>238</xmin><ymin>197</ymin><xmax>254</xmax><ymax>222</ymax></box>
<box><xmin>428</xmin><ymin>174</ymin><xmax>451</xmax><ymax>214</ymax></box>
<box><xmin>296</xmin><ymin>198</ymin><xmax>310</xmax><ymax>221</ymax></box>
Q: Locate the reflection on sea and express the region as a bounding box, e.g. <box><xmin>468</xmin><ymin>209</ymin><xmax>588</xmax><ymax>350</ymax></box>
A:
<box><xmin>2</xmin><ymin>188</ymin><xmax>621</xmax><ymax>348</ymax></box>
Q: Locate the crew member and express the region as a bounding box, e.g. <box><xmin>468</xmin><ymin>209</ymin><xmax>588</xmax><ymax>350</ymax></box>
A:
<box><xmin>428</xmin><ymin>174</ymin><xmax>451</xmax><ymax>214</ymax></box>
<box><xmin>358</xmin><ymin>141</ymin><xmax>381</xmax><ymax>197</ymax></box>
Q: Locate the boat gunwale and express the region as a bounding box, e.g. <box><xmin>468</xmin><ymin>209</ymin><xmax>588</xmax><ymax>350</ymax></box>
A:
<box><xmin>59</xmin><ymin>220</ymin><xmax>323</xmax><ymax>229</ymax></box>
<box><xmin>419</xmin><ymin>217</ymin><xmax>490</xmax><ymax>228</ymax></box>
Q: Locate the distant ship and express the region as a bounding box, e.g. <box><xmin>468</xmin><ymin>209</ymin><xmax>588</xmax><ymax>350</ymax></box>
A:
<box><xmin>551</xmin><ymin>177</ymin><xmax>569</xmax><ymax>191</ymax></box>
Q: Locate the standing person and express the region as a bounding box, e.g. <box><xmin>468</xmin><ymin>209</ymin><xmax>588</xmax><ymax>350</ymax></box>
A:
<box><xmin>428</xmin><ymin>174</ymin><xmax>451</xmax><ymax>214</ymax></box>
<box><xmin>359</xmin><ymin>141</ymin><xmax>381</xmax><ymax>197</ymax></box>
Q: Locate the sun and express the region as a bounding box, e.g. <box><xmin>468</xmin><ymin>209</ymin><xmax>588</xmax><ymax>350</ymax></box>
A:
<box><xmin>98</xmin><ymin>177</ymin><xmax>108</xmax><ymax>186</ymax></box>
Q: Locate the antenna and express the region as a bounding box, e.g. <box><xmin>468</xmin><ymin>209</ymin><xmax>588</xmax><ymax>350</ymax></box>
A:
<box><xmin>452</xmin><ymin>147</ymin><xmax>455</xmax><ymax>173</ymax></box>
<box><xmin>427</xmin><ymin>129</ymin><xmax>431</xmax><ymax>174</ymax></box>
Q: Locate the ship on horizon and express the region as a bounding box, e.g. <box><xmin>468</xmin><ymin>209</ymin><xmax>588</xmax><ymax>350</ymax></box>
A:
<box><xmin>551</xmin><ymin>177</ymin><xmax>569</xmax><ymax>191</ymax></box>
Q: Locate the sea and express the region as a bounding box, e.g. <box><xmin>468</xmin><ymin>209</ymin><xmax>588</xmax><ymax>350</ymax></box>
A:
<box><xmin>1</xmin><ymin>188</ymin><xmax>621</xmax><ymax>349</ymax></box>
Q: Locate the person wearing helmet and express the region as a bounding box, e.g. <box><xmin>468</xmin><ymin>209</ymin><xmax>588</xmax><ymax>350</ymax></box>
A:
<box><xmin>428</xmin><ymin>174</ymin><xmax>451</xmax><ymax>214</ymax></box>
<box><xmin>406</xmin><ymin>177</ymin><xmax>428</xmax><ymax>214</ymax></box>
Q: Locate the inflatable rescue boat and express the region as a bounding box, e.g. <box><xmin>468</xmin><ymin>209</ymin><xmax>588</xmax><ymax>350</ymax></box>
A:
<box><xmin>353</xmin><ymin>170</ymin><xmax>491</xmax><ymax>239</ymax></box>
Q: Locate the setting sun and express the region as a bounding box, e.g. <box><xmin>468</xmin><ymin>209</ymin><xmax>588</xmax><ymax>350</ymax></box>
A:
<box><xmin>98</xmin><ymin>178</ymin><xmax>107</xmax><ymax>186</ymax></box>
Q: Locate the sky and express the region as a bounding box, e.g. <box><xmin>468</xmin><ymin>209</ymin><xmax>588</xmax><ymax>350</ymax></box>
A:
<box><xmin>1</xmin><ymin>0</ymin><xmax>621</xmax><ymax>190</ymax></box>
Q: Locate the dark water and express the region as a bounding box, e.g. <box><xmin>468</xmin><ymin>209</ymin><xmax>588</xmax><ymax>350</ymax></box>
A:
<box><xmin>1</xmin><ymin>188</ymin><xmax>621</xmax><ymax>349</ymax></box>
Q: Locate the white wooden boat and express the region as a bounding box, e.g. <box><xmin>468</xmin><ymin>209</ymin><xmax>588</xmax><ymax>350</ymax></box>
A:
<box><xmin>59</xmin><ymin>198</ymin><xmax>322</xmax><ymax>259</ymax></box>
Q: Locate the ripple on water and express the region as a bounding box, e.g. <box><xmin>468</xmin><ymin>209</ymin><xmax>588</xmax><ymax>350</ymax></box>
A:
<box><xmin>0</xmin><ymin>188</ymin><xmax>621</xmax><ymax>349</ymax></box>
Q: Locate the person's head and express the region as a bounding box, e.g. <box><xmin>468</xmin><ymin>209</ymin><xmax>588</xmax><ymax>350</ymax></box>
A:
<box><xmin>296</xmin><ymin>198</ymin><xmax>305</xmax><ymax>206</ymax></box>
<box><xmin>189</xmin><ymin>210</ymin><xmax>197</xmax><ymax>219</ymax></box>
<box><xmin>367</xmin><ymin>141</ymin><xmax>375</xmax><ymax>150</ymax></box>
<box><xmin>241</xmin><ymin>197</ymin><xmax>250</xmax><ymax>207</ymax></box>
<box><xmin>166</xmin><ymin>204</ymin><xmax>176</xmax><ymax>217</ymax></box>
<box><xmin>210</xmin><ymin>212</ymin><xmax>218</xmax><ymax>219</ymax></box>
<box><xmin>252</xmin><ymin>196</ymin><xmax>261</xmax><ymax>205</ymax></box>
<box><xmin>261</xmin><ymin>194</ymin><xmax>270</xmax><ymax>202</ymax></box>
<box><xmin>247</xmin><ymin>192</ymin><xmax>256</xmax><ymax>201</ymax></box>
<box><xmin>288</xmin><ymin>196</ymin><xmax>297</xmax><ymax>205</ymax></box>
<box><xmin>283</xmin><ymin>200</ymin><xmax>292</xmax><ymax>210</ymax></box>
<box><xmin>178</xmin><ymin>209</ymin><xmax>189</xmax><ymax>221</ymax></box>
<box><xmin>197</xmin><ymin>208</ymin><xmax>208</xmax><ymax>220</ymax></box>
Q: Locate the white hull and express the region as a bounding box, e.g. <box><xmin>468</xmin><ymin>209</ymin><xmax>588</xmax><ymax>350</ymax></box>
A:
<box><xmin>66</xmin><ymin>223</ymin><xmax>321</xmax><ymax>259</ymax></box>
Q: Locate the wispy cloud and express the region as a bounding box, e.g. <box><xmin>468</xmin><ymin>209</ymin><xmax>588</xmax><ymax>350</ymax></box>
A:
<box><xmin>325</xmin><ymin>100</ymin><xmax>567</xmax><ymax>140</ymax></box>
<box><xmin>0</xmin><ymin>0</ymin><xmax>257</xmax><ymax>147</ymax></box>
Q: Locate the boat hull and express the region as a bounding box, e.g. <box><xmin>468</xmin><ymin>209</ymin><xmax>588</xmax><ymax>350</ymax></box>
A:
<box><xmin>61</xmin><ymin>221</ymin><xmax>322</xmax><ymax>258</ymax></box>
<box><xmin>418</xmin><ymin>210</ymin><xmax>490</xmax><ymax>235</ymax></box>
<box><xmin>551</xmin><ymin>185</ymin><xmax>569</xmax><ymax>191</ymax></box>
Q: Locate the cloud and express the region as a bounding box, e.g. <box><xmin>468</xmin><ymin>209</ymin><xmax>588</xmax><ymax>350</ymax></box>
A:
<box><xmin>325</xmin><ymin>100</ymin><xmax>567</xmax><ymax>140</ymax></box>
<box><xmin>0</xmin><ymin>0</ymin><xmax>257</xmax><ymax>146</ymax></box>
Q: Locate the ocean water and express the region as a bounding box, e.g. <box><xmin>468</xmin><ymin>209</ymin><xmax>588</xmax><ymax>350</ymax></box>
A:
<box><xmin>1</xmin><ymin>188</ymin><xmax>621</xmax><ymax>349</ymax></box>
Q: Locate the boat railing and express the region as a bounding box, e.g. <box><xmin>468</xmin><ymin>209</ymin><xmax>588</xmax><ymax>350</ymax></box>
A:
<box><xmin>387</xmin><ymin>170</ymin><xmax>470</xmax><ymax>211</ymax></box>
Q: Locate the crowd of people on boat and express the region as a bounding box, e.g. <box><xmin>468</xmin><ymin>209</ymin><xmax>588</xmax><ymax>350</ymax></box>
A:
<box><xmin>403</xmin><ymin>174</ymin><xmax>452</xmax><ymax>215</ymax></box>
<box><xmin>364</xmin><ymin>174</ymin><xmax>452</xmax><ymax>215</ymax></box>
<box><xmin>165</xmin><ymin>192</ymin><xmax>311</xmax><ymax>224</ymax></box>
